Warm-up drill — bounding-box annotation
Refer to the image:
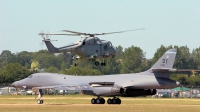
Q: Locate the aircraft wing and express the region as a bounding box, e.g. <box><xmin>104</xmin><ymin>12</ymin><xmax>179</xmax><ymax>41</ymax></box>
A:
<box><xmin>32</xmin><ymin>82</ymin><xmax>115</xmax><ymax>91</ymax></box>
<box><xmin>32</xmin><ymin>83</ymin><xmax>90</xmax><ymax>91</ymax></box>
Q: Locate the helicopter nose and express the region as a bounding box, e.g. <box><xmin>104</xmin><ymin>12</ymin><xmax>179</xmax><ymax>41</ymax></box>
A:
<box><xmin>113</xmin><ymin>48</ymin><xmax>117</xmax><ymax>55</ymax></box>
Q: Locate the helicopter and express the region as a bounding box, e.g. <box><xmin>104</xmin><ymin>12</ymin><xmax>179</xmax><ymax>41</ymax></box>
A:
<box><xmin>39</xmin><ymin>29</ymin><xmax>144</xmax><ymax>66</ymax></box>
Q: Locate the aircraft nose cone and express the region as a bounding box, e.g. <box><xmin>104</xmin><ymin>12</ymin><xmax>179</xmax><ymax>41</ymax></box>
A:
<box><xmin>10</xmin><ymin>81</ymin><xmax>19</xmax><ymax>87</ymax></box>
<box><xmin>10</xmin><ymin>82</ymin><xmax>16</xmax><ymax>87</ymax></box>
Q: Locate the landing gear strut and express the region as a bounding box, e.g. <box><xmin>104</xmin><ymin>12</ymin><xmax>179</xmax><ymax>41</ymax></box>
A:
<box><xmin>91</xmin><ymin>96</ymin><xmax>105</xmax><ymax>104</ymax></box>
<box><xmin>37</xmin><ymin>89</ymin><xmax>44</xmax><ymax>104</ymax></box>
<box><xmin>74</xmin><ymin>62</ymin><xmax>78</xmax><ymax>66</ymax></box>
<box><xmin>101</xmin><ymin>62</ymin><xmax>106</xmax><ymax>66</ymax></box>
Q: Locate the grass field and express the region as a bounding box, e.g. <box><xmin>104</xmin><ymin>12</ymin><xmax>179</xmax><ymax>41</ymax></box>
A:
<box><xmin>0</xmin><ymin>95</ymin><xmax>200</xmax><ymax>112</ymax></box>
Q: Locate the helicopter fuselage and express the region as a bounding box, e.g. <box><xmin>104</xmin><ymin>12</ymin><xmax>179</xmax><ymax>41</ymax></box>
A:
<box><xmin>73</xmin><ymin>37</ymin><xmax>116</xmax><ymax>60</ymax></box>
<box><xmin>43</xmin><ymin>36</ymin><xmax>117</xmax><ymax>61</ymax></box>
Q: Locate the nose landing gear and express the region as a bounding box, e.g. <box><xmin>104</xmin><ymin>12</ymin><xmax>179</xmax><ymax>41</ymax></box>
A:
<box><xmin>37</xmin><ymin>89</ymin><xmax>44</xmax><ymax>104</ymax></box>
<box><xmin>37</xmin><ymin>99</ymin><xmax>44</xmax><ymax>104</ymax></box>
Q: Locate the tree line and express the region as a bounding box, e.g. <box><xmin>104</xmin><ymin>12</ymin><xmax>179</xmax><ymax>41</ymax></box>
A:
<box><xmin>1</xmin><ymin>45</ymin><xmax>200</xmax><ymax>86</ymax></box>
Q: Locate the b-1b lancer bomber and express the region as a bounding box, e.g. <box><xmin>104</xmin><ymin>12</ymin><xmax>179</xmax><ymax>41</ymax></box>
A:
<box><xmin>11</xmin><ymin>49</ymin><xmax>180</xmax><ymax>104</ymax></box>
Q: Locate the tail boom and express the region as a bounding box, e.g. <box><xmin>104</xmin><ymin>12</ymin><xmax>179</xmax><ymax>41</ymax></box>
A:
<box><xmin>43</xmin><ymin>39</ymin><xmax>59</xmax><ymax>53</ymax></box>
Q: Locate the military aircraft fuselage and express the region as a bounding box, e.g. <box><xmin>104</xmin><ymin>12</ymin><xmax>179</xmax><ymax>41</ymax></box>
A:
<box><xmin>11</xmin><ymin>48</ymin><xmax>180</xmax><ymax>104</ymax></box>
<box><xmin>12</xmin><ymin>72</ymin><xmax>180</xmax><ymax>93</ymax></box>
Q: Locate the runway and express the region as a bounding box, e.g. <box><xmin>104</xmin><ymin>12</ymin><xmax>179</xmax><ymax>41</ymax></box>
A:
<box><xmin>0</xmin><ymin>96</ymin><xmax>200</xmax><ymax>112</ymax></box>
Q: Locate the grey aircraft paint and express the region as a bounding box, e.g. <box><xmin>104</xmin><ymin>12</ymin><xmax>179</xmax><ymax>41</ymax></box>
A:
<box><xmin>11</xmin><ymin>48</ymin><xmax>180</xmax><ymax>104</ymax></box>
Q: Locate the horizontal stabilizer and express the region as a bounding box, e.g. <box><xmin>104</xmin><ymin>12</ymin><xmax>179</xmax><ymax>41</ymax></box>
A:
<box><xmin>152</xmin><ymin>68</ymin><xmax>177</xmax><ymax>72</ymax></box>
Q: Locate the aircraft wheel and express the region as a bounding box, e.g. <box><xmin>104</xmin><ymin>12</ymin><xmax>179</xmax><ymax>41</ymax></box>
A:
<box><xmin>96</xmin><ymin>98</ymin><xmax>101</xmax><ymax>104</ymax></box>
<box><xmin>40</xmin><ymin>100</ymin><xmax>44</xmax><ymax>104</ymax></box>
<box><xmin>100</xmin><ymin>98</ymin><xmax>105</xmax><ymax>104</ymax></box>
<box><xmin>101</xmin><ymin>62</ymin><xmax>106</xmax><ymax>66</ymax></box>
<box><xmin>112</xmin><ymin>99</ymin><xmax>117</xmax><ymax>104</ymax></box>
<box><xmin>37</xmin><ymin>100</ymin><xmax>40</xmax><ymax>104</ymax></box>
<box><xmin>91</xmin><ymin>98</ymin><xmax>96</xmax><ymax>104</ymax></box>
<box><xmin>116</xmin><ymin>98</ymin><xmax>121</xmax><ymax>104</ymax></box>
<box><xmin>107</xmin><ymin>98</ymin><xmax>112</xmax><ymax>104</ymax></box>
<box><xmin>37</xmin><ymin>100</ymin><xmax>43</xmax><ymax>104</ymax></box>
<box><xmin>95</xmin><ymin>61</ymin><xmax>99</xmax><ymax>66</ymax></box>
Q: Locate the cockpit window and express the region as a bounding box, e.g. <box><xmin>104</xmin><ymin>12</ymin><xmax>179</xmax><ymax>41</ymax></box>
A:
<box><xmin>97</xmin><ymin>41</ymin><xmax>101</xmax><ymax>44</ymax></box>
<box><xmin>28</xmin><ymin>75</ymin><xmax>33</xmax><ymax>78</ymax></box>
<box><xmin>104</xmin><ymin>45</ymin><xmax>108</xmax><ymax>51</ymax></box>
<box><xmin>109</xmin><ymin>41</ymin><xmax>112</xmax><ymax>47</ymax></box>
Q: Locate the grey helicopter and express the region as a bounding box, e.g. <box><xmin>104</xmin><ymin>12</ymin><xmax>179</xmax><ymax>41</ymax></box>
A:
<box><xmin>39</xmin><ymin>29</ymin><xmax>144</xmax><ymax>66</ymax></box>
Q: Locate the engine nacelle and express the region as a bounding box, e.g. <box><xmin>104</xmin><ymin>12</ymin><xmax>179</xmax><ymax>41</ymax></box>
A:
<box><xmin>82</xmin><ymin>87</ymin><xmax>156</xmax><ymax>97</ymax></box>
<box><xmin>93</xmin><ymin>87</ymin><xmax>122</xmax><ymax>96</ymax></box>
<box><xmin>82</xmin><ymin>87</ymin><xmax>122</xmax><ymax>96</ymax></box>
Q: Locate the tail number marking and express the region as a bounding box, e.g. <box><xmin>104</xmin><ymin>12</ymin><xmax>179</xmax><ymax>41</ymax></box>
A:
<box><xmin>161</xmin><ymin>59</ymin><xmax>168</xmax><ymax>66</ymax></box>
<box><xmin>162</xmin><ymin>59</ymin><xmax>168</xmax><ymax>63</ymax></box>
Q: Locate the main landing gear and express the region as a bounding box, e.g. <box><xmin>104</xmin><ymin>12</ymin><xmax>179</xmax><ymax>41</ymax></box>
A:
<box><xmin>91</xmin><ymin>97</ymin><xmax>105</xmax><ymax>104</ymax></box>
<box><xmin>91</xmin><ymin>96</ymin><xmax>121</xmax><ymax>105</ymax></box>
<box><xmin>107</xmin><ymin>97</ymin><xmax>121</xmax><ymax>104</ymax></box>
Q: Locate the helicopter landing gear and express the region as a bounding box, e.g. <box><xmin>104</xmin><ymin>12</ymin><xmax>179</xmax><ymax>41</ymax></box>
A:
<box><xmin>101</xmin><ymin>62</ymin><xmax>106</xmax><ymax>66</ymax></box>
<box><xmin>101</xmin><ymin>60</ymin><xmax>106</xmax><ymax>66</ymax></box>
<box><xmin>95</xmin><ymin>61</ymin><xmax>99</xmax><ymax>66</ymax></box>
<box><xmin>74</xmin><ymin>62</ymin><xmax>78</xmax><ymax>66</ymax></box>
<box><xmin>91</xmin><ymin>96</ymin><xmax>105</xmax><ymax>104</ymax></box>
<box><xmin>94</xmin><ymin>61</ymin><xmax>106</xmax><ymax>66</ymax></box>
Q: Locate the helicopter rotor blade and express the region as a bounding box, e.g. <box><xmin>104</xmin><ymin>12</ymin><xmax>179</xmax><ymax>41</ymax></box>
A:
<box><xmin>94</xmin><ymin>28</ymin><xmax>145</xmax><ymax>35</ymax></box>
<box><xmin>62</xmin><ymin>30</ymin><xmax>85</xmax><ymax>34</ymax></box>
<box><xmin>39</xmin><ymin>28</ymin><xmax>145</xmax><ymax>37</ymax></box>
<box><xmin>39</xmin><ymin>30</ymin><xmax>45</xmax><ymax>38</ymax></box>
<box><xmin>48</xmin><ymin>34</ymin><xmax>80</xmax><ymax>36</ymax></box>
<box><xmin>39</xmin><ymin>33</ymin><xmax>79</xmax><ymax>36</ymax></box>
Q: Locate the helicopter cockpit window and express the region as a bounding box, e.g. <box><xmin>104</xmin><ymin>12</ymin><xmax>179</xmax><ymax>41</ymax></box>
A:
<box><xmin>104</xmin><ymin>45</ymin><xmax>108</xmax><ymax>51</ymax></box>
<box><xmin>97</xmin><ymin>41</ymin><xmax>101</xmax><ymax>44</ymax></box>
<box><xmin>109</xmin><ymin>42</ymin><xmax>113</xmax><ymax>47</ymax></box>
<box><xmin>28</xmin><ymin>74</ymin><xmax>33</xmax><ymax>78</ymax></box>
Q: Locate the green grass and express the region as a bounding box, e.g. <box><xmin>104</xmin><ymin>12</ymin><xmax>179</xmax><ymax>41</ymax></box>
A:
<box><xmin>0</xmin><ymin>95</ymin><xmax>200</xmax><ymax>112</ymax></box>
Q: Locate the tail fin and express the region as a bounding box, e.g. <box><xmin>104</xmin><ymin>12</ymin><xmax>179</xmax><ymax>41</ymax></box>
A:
<box><xmin>150</xmin><ymin>49</ymin><xmax>177</xmax><ymax>72</ymax></box>
<box><xmin>43</xmin><ymin>39</ymin><xmax>59</xmax><ymax>53</ymax></box>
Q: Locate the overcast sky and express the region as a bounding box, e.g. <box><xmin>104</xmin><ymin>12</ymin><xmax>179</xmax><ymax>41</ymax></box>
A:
<box><xmin>1</xmin><ymin>0</ymin><xmax>200</xmax><ymax>59</ymax></box>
